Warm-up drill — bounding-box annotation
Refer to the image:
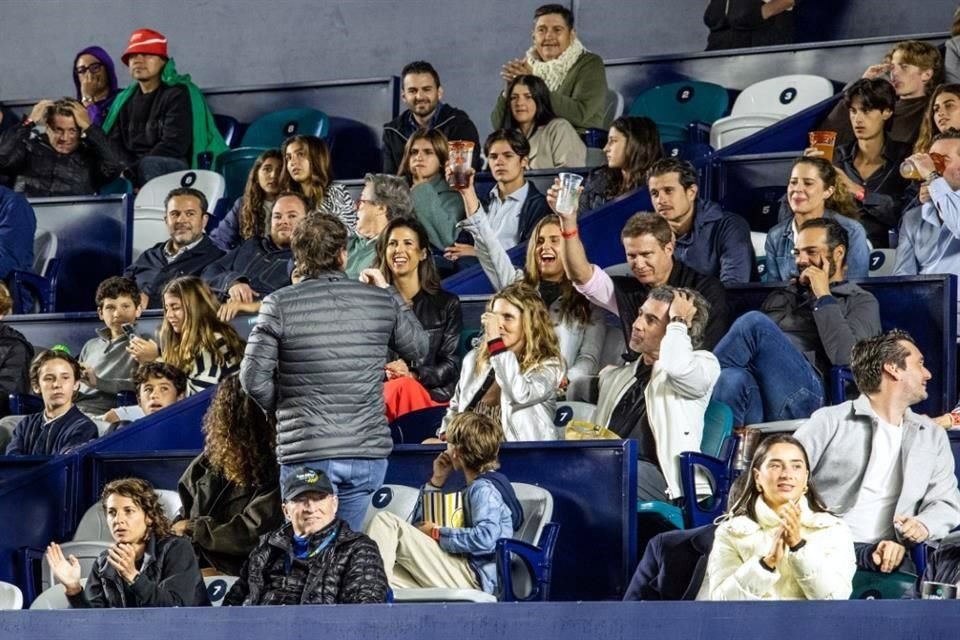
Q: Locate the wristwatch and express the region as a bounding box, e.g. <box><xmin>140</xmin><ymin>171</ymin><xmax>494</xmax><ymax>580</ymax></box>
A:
<box><xmin>927</xmin><ymin>171</ymin><xmax>943</xmax><ymax>182</ymax></box>
<box><xmin>670</xmin><ymin>316</ymin><xmax>690</xmax><ymax>326</ymax></box>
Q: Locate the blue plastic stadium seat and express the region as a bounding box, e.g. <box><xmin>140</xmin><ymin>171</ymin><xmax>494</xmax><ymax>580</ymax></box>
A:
<box><xmin>213</xmin><ymin>114</ymin><xmax>240</xmax><ymax>148</ymax></box>
<box><xmin>628</xmin><ymin>81</ymin><xmax>730</xmax><ymax>144</ymax></box>
<box><xmin>389</xmin><ymin>405</ymin><xmax>447</xmax><ymax>444</ymax></box>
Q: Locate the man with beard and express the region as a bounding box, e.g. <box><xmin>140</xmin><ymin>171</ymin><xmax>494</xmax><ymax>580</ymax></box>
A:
<box><xmin>382</xmin><ymin>61</ymin><xmax>481</xmax><ymax>174</ymax></box>
<box><xmin>711</xmin><ymin>217</ymin><xmax>881</xmax><ymax>425</ymax></box>
<box><xmin>796</xmin><ymin>331</ymin><xmax>960</xmax><ymax>574</ymax></box>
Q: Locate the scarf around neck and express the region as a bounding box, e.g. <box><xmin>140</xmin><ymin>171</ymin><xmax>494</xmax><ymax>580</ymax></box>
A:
<box><xmin>525</xmin><ymin>38</ymin><xmax>586</xmax><ymax>92</ymax></box>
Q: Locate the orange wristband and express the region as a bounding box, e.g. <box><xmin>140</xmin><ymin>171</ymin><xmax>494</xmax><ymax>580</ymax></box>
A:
<box><xmin>431</xmin><ymin>526</ymin><xmax>441</xmax><ymax>542</ymax></box>
<box><xmin>561</xmin><ymin>227</ymin><xmax>579</xmax><ymax>239</ymax></box>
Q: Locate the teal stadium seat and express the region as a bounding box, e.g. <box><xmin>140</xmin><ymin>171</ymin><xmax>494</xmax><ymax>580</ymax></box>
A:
<box><xmin>628</xmin><ymin>81</ymin><xmax>730</xmax><ymax>144</ymax></box>
<box><xmin>216</xmin><ymin>108</ymin><xmax>330</xmax><ymax>203</ymax></box>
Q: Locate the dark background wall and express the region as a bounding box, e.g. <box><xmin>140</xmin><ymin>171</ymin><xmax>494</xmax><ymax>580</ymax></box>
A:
<box><xmin>1</xmin><ymin>0</ymin><xmax>957</xmax><ymax>138</ymax></box>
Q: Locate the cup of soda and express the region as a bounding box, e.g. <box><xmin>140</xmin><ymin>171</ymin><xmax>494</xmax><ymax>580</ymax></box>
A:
<box><xmin>448</xmin><ymin>141</ymin><xmax>475</xmax><ymax>190</ymax></box>
<box><xmin>808</xmin><ymin>131</ymin><xmax>838</xmax><ymax>163</ymax></box>
<box><xmin>901</xmin><ymin>152</ymin><xmax>946</xmax><ymax>181</ymax></box>
<box><xmin>555</xmin><ymin>172</ymin><xmax>585</xmax><ymax>215</ymax></box>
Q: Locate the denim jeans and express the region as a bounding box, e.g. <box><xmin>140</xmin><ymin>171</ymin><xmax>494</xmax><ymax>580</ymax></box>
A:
<box><xmin>135</xmin><ymin>156</ymin><xmax>189</xmax><ymax>187</ymax></box>
<box><xmin>280</xmin><ymin>458</ymin><xmax>388</xmax><ymax>532</ymax></box>
<box><xmin>711</xmin><ymin>311</ymin><xmax>824</xmax><ymax>425</ymax></box>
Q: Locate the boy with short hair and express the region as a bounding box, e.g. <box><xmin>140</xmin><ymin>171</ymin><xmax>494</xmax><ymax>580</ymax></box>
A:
<box><xmin>365</xmin><ymin>413</ymin><xmax>524</xmax><ymax>594</ymax></box>
<box><xmin>103</xmin><ymin>362</ymin><xmax>187</xmax><ymax>432</ymax></box>
<box><xmin>6</xmin><ymin>350</ymin><xmax>98</xmax><ymax>455</ymax></box>
<box><xmin>77</xmin><ymin>276</ymin><xmax>145</xmax><ymax>415</ymax></box>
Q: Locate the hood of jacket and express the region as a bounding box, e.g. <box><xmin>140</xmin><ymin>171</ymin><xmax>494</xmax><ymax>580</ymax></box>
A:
<box><xmin>476</xmin><ymin>471</ymin><xmax>524</xmax><ymax>531</ymax></box>
<box><xmin>73</xmin><ymin>46</ymin><xmax>119</xmax><ymax>102</ymax></box>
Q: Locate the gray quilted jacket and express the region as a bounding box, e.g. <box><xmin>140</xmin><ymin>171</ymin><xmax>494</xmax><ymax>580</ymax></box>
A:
<box><xmin>240</xmin><ymin>271</ymin><xmax>428</xmax><ymax>463</ymax></box>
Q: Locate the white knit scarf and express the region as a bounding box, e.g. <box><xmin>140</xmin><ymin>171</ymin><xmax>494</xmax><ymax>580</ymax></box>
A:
<box><xmin>525</xmin><ymin>38</ymin><xmax>586</xmax><ymax>92</ymax></box>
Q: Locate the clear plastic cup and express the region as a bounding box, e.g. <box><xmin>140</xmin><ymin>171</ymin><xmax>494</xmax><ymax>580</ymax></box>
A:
<box><xmin>448</xmin><ymin>141</ymin><xmax>475</xmax><ymax>190</ymax></box>
<box><xmin>808</xmin><ymin>131</ymin><xmax>838</xmax><ymax>163</ymax></box>
<box><xmin>555</xmin><ymin>172</ymin><xmax>584</xmax><ymax>215</ymax></box>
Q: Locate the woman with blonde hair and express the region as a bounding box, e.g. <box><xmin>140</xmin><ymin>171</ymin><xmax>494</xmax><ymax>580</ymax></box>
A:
<box><xmin>127</xmin><ymin>276</ymin><xmax>244</xmax><ymax>395</ymax></box>
<box><xmin>279</xmin><ymin>134</ymin><xmax>356</xmax><ymax>228</ymax></box>
<box><xmin>438</xmin><ymin>282</ymin><xmax>564</xmax><ymax>441</ymax></box>
<box><xmin>398</xmin><ymin>128</ymin><xmax>466</xmax><ymax>252</ymax></box>
<box><xmin>46</xmin><ymin>477</ymin><xmax>210</xmax><ymax>607</ymax></box>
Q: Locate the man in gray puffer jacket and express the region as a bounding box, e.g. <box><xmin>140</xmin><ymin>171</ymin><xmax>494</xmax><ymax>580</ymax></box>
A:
<box><xmin>240</xmin><ymin>213</ymin><xmax>428</xmax><ymax>532</ymax></box>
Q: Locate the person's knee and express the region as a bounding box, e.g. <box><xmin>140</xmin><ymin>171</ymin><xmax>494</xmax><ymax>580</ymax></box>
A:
<box><xmin>734</xmin><ymin>310</ymin><xmax>777</xmax><ymax>335</ymax></box>
<box><xmin>714</xmin><ymin>367</ymin><xmax>753</xmax><ymax>397</ymax></box>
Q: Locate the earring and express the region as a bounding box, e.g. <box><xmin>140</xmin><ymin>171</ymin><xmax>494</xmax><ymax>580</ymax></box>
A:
<box><xmin>756</xmin><ymin>485</ymin><xmax>763</xmax><ymax>494</ymax></box>
<box><xmin>802</xmin><ymin>486</ymin><xmax>808</xmax><ymax>495</ymax></box>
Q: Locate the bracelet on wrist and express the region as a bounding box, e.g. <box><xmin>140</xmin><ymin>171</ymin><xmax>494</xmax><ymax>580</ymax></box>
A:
<box><xmin>430</xmin><ymin>526</ymin><xmax>441</xmax><ymax>542</ymax></box>
<box><xmin>561</xmin><ymin>227</ymin><xmax>579</xmax><ymax>239</ymax></box>
<box><xmin>788</xmin><ymin>539</ymin><xmax>807</xmax><ymax>553</ymax></box>
<box><xmin>758</xmin><ymin>556</ymin><xmax>776</xmax><ymax>573</ymax></box>
<box><xmin>927</xmin><ymin>171</ymin><xmax>943</xmax><ymax>182</ymax></box>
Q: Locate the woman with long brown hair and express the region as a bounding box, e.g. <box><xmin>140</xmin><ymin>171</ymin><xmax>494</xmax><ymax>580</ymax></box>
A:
<box><xmin>577</xmin><ymin>116</ymin><xmax>663</xmax><ymax>213</ymax></box>
<box><xmin>398</xmin><ymin>128</ymin><xmax>466</xmax><ymax>252</ymax></box>
<box><xmin>173</xmin><ymin>375</ymin><xmax>282</xmax><ymax>576</ymax></box>
<box><xmin>280</xmin><ymin>134</ymin><xmax>356</xmax><ymax>228</ymax></box>
<box><xmin>210</xmin><ymin>149</ymin><xmax>283</xmax><ymax>251</ymax></box>
<box><xmin>46</xmin><ymin>477</ymin><xmax>209</xmax><ymax>607</ymax></box>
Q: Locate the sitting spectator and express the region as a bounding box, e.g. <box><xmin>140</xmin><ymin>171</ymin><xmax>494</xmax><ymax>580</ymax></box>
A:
<box><xmin>766</xmin><ymin>157</ymin><xmax>870</xmax><ymax>281</ymax></box>
<box><xmin>461</xmin><ymin>213</ymin><xmax>603</xmax><ymax>398</ymax></box>
<box><xmin>347</xmin><ymin>174</ymin><xmax>413</xmax><ymax>279</ymax></box>
<box><xmin>0</xmin><ymin>282</ymin><xmax>33</xmax><ymax>419</ymax></box>
<box><xmin>0</xmin><ymin>186</ymin><xmax>35</xmax><ymax>283</ymax></box>
<box><xmin>368</xmin><ymin>412</ymin><xmax>523</xmax><ymax>594</ymax></box>
<box><xmin>76</xmin><ymin>276</ymin><xmax>145</xmax><ymax>417</ymax></box>
<box><xmin>896</xmin><ymin>130</ymin><xmax>960</xmax><ymax>279</ymax></box>
<box><xmin>5</xmin><ymin>350</ymin><xmax>98</xmax><ymax>456</ymax></box>
<box><xmin>398</xmin><ymin>129</ymin><xmax>466</xmax><ymax>252</ymax></box>
<box><xmin>578</xmin><ymin>116</ymin><xmax>662</xmax><ymax>213</ymax></box>
<box><xmin>124</xmin><ymin>187</ymin><xmax>224</xmax><ymax>308</ymax></box>
<box><xmin>444</xmin><ymin>129</ymin><xmax>549</xmax><ymax>264</ymax></box>
<box><xmin>820</xmin><ymin>41</ymin><xmax>941</xmax><ymax>149</ymax></box>
<box><xmin>704</xmin><ymin>435</ymin><xmax>855</xmax><ymax>600</ymax></box>
<box><xmin>593</xmin><ymin>287</ymin><xmax>719</xmax><ymax>500</ymax></box>
<box><xmin>240</xmin><ymin>213</ymin><xmax>428</xmax><ymax>531</ymax></box>
<box><xmin>224</xmin><ymin>467</ymin><xmax>388</xmax><ymax>605</ymax></box>
<box><xmin>127</xmin><ymin>276</ymin><xmax>244</xmax><ymax>396</ymax></box>
<box><xmin>623</xmin><ymin>524</ymin><xmax>717</xmax><ymax>600</ymax></box>
<box><xmin>280</xmin><ymin>134</ymin><xmax>355</xmax><ymax>227</ymax></box>
<box><xmin>498</xmin><ymin>75</ymin><xmax>586</xmax><ymax>169</ymax></box>
<box><xmin>74</xmin><ymin>46</ymin><xmax>119</xmax><ymax>128</ymax></box>
<box><xmin>103</xmin><ymin>362</ymin><xmax>187</xmax><ymax>431</ymax></box>
<box><xmin>438</xmin><ymin>283</ymin><xmax>563</xmax><ymax>441</ymax></box>
<box><xmin>0</xmin><ymin>98</ymin><xmax>124</xmax><ymax>197</ymax></box>
<box><xmin>704</xmin><ymin>0</ymin><xmax>796</xmax><ymax>51</ymax></box>
<box><xmin>713</xmin><ymin>218</ymin><xmax>880</xmax><ymax>426</ymax></box>
<box><xmin>174</xmin><ymin>376</ymin><xmax>282</xmax><ymax>577</ymax></box>
<box><xmin>46</xmin><ymin>477</ymin><xmax>209</xmax><ymax>607</ymax></box>
<box><xmin>912</xmin><ymin>84</ymin><xmax>960</xmax><ymax>208</ymax></box>
<box><xmin>556</xmin><ymin>207</ymin><xmax>729</xmax><ymax>351</ymax></box>
<box><xmin>796</xmin><ymin>331</ymin><xmax>960</xmax><ymax>574</ymax></box>
<box><xmin>359</xmin><ymin>217</ymin><xmax>462</xmax><ymax>421</ymax></box>
<box><xmin>383</xmin><ymin>61</ymin><xmax>481</xmax><ymax>174</ymax></box>
<box><xmin>203</xmin><ymin>191</ymin><xmax>306</xmax><ymax>302</ymax></box>
<box><xmin>815</xmin><ymin>79</ymin><xmax>912</xmax><ymax>248</ymax></box>
<box><xmin>495</xmin><ymin>4</ymin><xmax>608</xmax><ymax>131</ymax></box>
<box><xmin>209</xmin><ymin>149</ymin><xmax>283</xmax><ymax>251</ymax></box>
<box><xmin>647</xmin><ymin>158</ymin><xmax>753</xmax><ymax>284</ymax></box>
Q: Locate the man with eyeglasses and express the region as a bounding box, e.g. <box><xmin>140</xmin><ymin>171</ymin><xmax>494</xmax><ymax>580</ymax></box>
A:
<box><xmin>0</xmin><ymin>98</ymin><xmax>124</xmax><ymax>197</ymax></box>
<box><xmin>710</xmin><ymin>217</ymin><xmax>881</xmax><ymax>426</ymax></box>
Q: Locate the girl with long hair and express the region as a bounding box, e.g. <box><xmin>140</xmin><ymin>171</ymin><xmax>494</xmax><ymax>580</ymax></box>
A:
<box><xmin>46</xmin><ymin>477</ymin><xmax>210</xmax><ymax>607</ymax></box>
<box><xmin>764</xmin><ymin>156</ymin><xmax>870</xmax><ymax>281</ymax></box>
<box><xmin>398</xmin><ymin>128</ymin><xmax>465</xmax><ymax>251</ymax></box>
<box><xmin>127</xmin><ymin>276</ymin><xmax>244</xmax><ymax>396</ymax></box>
<box><xmin>437</xmin><ymin>283</ymin><xmax>564</xmax><ymax>441</ymax></box>
<box><xmin>499</xmin><ymin>74</ymin><xmax>586</xmax><ymax>169</ymax></box>
<box><xmin>705</xmin><ymin>435</ymin><xmax>855</xmax><ymax>600</ymax></box>
<box><xmin>280</xmin><ymin>134</ymin><xmax>356</xmax><ymax>228</ymax></box>
<box><xmin>360</xmin><ymin>217</ymin><xmax>462</xmax><ymax>421</ymax></box>
<box><xmin>578</xmin><ymin>116</ymin><xmax>663</xmax><ymax>213</ymax></box>
<box><xmin>173</xmin><ymin>375</ymin><xmax>282</xmax><ymax>576</ymax></box>
<box><xmin>209</xmin><ymin>149</ymin><xmax>282</xmax><ymax>251</ymax></box>
<box><xmin>459</xmin><ymin>212</ymin><xmax>603</xmax><ymax>397</ymax></box>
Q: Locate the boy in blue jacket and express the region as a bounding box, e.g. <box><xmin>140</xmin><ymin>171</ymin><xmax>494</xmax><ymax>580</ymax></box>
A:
<box><xmin>366</xmin><ymin>413</ymin><xmax>523</xmax><ymax>594</ymax></box>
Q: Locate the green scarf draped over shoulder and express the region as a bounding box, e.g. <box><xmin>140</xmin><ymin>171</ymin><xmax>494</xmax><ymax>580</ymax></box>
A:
<box><xmin>102</xmin><ymin>58</ymin><xmax>228</xmax><ymax>169</ymax></box>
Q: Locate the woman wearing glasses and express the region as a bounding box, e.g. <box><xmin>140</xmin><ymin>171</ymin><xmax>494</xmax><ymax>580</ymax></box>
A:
<box><xmin>73</xmin><ymin>47</ymin><xmax>119</xmax><ymax>127</ymax></box>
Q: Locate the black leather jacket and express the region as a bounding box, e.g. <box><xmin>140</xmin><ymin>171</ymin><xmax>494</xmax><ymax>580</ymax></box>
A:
<box><xmin>408</xmin><ymin>288</ymin><xmax>462</xmax><ymax>402</ymax></box>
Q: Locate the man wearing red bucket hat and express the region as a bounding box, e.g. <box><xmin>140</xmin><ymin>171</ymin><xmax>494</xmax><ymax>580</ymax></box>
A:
<box><xmin>103</xmin><ymin>28</ymin><xmax>192</xmax><ymax>186</ymax></box>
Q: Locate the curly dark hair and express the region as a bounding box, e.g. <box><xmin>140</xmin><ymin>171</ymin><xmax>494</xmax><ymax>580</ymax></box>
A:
<box><xmin>101</xmin><ymin>477</ymin><xmax>173</xmax><ymax>539</ymax></box>
<box><xmin>202</xmin><ymin>376</ymin><xmax>278</xmax><ymax>488</ymax></box>
<box><xmin>239</xmin><ymin>149</ymin><xmax>283</xmax><ymax>240</ymax></box>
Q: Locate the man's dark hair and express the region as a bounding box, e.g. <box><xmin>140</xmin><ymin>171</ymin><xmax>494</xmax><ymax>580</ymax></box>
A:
<box><xmin>621</xmin><ymin>211</ymin><xmax>674</xmax><ymax>248</ymax></box>
<box><xmin>851</xmin><ymin>329</ymin><xmax>916</xmax><ymax>394</ymax></box>
<box><xmin>932</xmin><ymin>127</ymin><xmax>960</xmax><ymax>144</ymax></box>
<box><xmin>134</xmin><ymin>362</ymin><xmax>188</xmax><ymax>396</ymax></box>
<box><xmin>44</xmin><ymin>98</ymin><xmax>84</xmax><ymax>127</ymax></box>
<box><xmin>30</xmin><ymin>349</ymin><xmax>81</xmax><ymax>390</ymax></box>
<box><xmin>401</xmin><ymin>61</ymin><xmax>441</xmax><ymax>87</ymax></box>
<box><xmin>646</xmin><ymin>158</ymin><xmax>699</xmax><ymax>190</ymax></box>
<box><xmin>535</xmin><ymin>3</ymin><xmax>574</xmax><ymax>28</ymax></box>
<box><xmin>483</xmin><ymin>128</ymin><xmax>531</xmax><ymax>159</ymax></box>
<box><xmin>164</xmin><ymin>187</ymin><xmax>208</xmax><ymax>214</ymax></box>
<box><xmin>95</xmin><ymin>276</ymin><xmax>141</xmax><ymax>308</ymax></box>
<box><xmin>292</xmin><ymin>213</ymin><xmax>348</xmax><ymax>277</ymax></box>
<box><xmin>647</xmin><ymin>286</ymin><xmax>711</xmax><ymax>349</ymax></box>
<box><xmin>843</xmin><ymin>78</ymin><xmax>897</xmax><ymax>113</ymax></box>
<box><xmin>797</xmin><ymin>217</ymin><xmax>849</xmax><ymax>267</ymax></box>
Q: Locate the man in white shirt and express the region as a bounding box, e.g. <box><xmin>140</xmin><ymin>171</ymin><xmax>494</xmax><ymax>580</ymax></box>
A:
<box><xmin>795</xmin><ymin>330</ymin><xmax>960</xmax><ymax>573</ymax></box>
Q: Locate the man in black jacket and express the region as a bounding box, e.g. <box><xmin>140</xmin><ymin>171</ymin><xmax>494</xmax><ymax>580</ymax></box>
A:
<box><xmin>106</xmin><ymin>29</ymin><xmax>192</xmax><ymax>186</ymax></box>
<box><xmin>0</xmin><ymin>98</ymin><xmax>124</xmax><ymax>197</ymax></box>
<box><xmin>225</xmin><ymin>467</ymin><xmax>388</xmax><ymax>605</ymax></box>
<box><xmin>0</xmin><ymin>282</ymin><xmax>33</xmax><ymax>422</ymax></box>
<box><xmin>382</xmin><ymin>61</ymin><xmax>481</xmax><ymax>174</ymax></box>
<box><xmin>124</xmin><ymin>187</ymin><xmax>224</xmax><ymax>308</ymax></box>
